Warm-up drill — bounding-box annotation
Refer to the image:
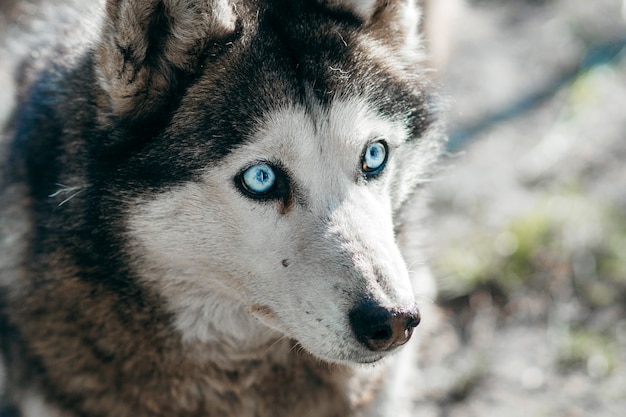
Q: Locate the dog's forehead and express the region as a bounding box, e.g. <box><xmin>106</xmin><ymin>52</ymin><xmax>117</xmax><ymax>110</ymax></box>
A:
<box><xmin>193</xmin><ymin>1</ymin><xmax>422</xmax><ymax>103</ymax></box>
<box><xmin>185</xmin><ymin>5</ymin><xmax>428</xmax><ymax>138</ymax></box>
<box><xmin>235</xmin><ymin>4</ymin><xmax>370</xmax><ymax>100</ymax></box>
<box><xmin>244</xmin><ymin>2</ymin><xmax>397</xmax><ymax>101</ymax></box>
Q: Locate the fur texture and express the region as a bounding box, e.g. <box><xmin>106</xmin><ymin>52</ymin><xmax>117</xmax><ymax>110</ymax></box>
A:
<box><xmin>0</xmin><ymin>0</ymin><xmax>445</xmax><ymax>415</ymax></box>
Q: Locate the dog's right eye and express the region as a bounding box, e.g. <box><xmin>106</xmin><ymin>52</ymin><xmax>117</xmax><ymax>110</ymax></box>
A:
<box><xmin>235</xmin><ymin>163</ymin><xmax>291</xmax><ymax>204</ymax></box>
<box><xmin>241</xmin><ymin>164</ymin><xmax>276</xmax><ymax>194</ymax></box>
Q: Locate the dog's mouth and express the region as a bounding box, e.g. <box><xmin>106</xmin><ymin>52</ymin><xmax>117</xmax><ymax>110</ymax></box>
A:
<box><xmin>350</xmin><ymin>351</ymin><xmax>389</xmax><ymax>365</ymax></box>
<box><xmin>312</xmin><ymin>343</ymin><xmax>400</xmax><ymax>365</ymax></box>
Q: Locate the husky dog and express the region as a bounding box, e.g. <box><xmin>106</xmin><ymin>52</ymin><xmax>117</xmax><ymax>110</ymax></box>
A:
<box><xmin>0</xmin><ymin>0</ymin><xmax>444</xmax><ymax>415</ymax></box>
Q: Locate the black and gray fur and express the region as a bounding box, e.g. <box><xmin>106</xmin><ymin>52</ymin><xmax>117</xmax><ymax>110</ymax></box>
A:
<box><xmin>0</xmin><ymin>1</ymin><xmax>445</xmax><ymax>416</ymax></box>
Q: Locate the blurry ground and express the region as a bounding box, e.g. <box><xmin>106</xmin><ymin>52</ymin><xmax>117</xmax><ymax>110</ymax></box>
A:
<box><xmin>1</xmin><ymin>0</ymin><xmax>626</xmax><ymax>416</ymax></box>
<box><xmin>417</xmin><ymin>0</ymin><xmax>626</xmax><ymax>416</ymax></box>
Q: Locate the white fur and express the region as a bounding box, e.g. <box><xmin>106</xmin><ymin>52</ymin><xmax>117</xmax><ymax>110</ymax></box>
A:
<box><xmin>21</xmin><ymin>390</ymin><xmax>67</xmax><ymax>417</ymax></box>
<box><xmin>128</xmin><ymin>97</ymin><xmax>418</xmax><ymax>364</ymax></box>
<box><xmin>401</xmin><ymin>0</ymin><xmax>422</xmax><ymax>51</ymax></box>
<box><xmin>315</xmin><ymin>0</ymin><xmax>379</xmax><ymax>21</ymax></box>
<box><xmin>333</xmin><ymin>0</ymin><xmax>378</xmax><ymax>20</ymax></box>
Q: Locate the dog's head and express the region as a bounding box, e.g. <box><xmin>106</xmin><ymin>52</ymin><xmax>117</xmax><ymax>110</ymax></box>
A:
<box><xmin>95</xmin><ymin>0</ymin><xmax>443</xmax><ymax>364</ymax></box>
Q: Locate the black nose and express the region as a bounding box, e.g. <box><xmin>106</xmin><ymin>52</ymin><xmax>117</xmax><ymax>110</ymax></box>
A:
<box><xmin>349</xmin><ymin>302</ymin><xmax>421</xmax><ymax>352</ymax></box>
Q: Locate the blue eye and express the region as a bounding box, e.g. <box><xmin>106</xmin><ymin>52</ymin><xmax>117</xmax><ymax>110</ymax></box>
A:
<box><xmin>242</xmin><ymin>164</ymin><xmax>276</xmax><ymax>194</ymax></box>
<box><xmin>362</xmin><ymin>141</ymin><xmax>388</xmax><ymax>175</ymax></box>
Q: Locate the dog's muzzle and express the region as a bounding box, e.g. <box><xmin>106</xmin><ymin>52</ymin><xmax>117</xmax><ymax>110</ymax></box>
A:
<box><xmin>349</xmin><ymin>302</ymin><xmax>421</xmax><ymax>352</ymax></box>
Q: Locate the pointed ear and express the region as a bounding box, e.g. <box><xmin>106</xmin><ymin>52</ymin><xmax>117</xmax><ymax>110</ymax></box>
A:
<box><xmin>96</xmin><ymin>0</ymin><xmax>237</xmax><ymax>122</ymax></box>
<box><xmin>315</xmin><ymin>0</ymin><xmax>422</xmax><ymax>49</ymax></box>
<box><xmin>315</xmin><ymin>0</ymin><xmax>379</xmax><ymax>21</ymax></box>
<box><xmin>369</xmin><ymin>0</ymin><xmax>423</xmax><ymax>52</ymax></box>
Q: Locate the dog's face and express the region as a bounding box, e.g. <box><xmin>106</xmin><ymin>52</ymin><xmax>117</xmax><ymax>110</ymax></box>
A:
<box><xmin>96</xmin><ymin>0</ymin><xmax>442</xmax><ymax>364</ymax></box>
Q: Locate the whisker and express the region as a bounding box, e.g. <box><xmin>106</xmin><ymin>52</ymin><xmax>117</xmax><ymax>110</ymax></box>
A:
<box><xmin>414</xmin><ymin>293</ymin><xmax>435</xmax><ymax>305</ymax></box>
<box><xmin>58</xmin><ymin>189</ymin><xmax>85</xmax><ymax>206</ymax></box>
<box><xmin>263</xmin><ymin>335</ymin><xmax>288</xmax><ymax>355</ymax></box>
<box><xmin>49</xmin><ymin>183</ymin><xmax>89</xmax><ymax>206</ymax></box>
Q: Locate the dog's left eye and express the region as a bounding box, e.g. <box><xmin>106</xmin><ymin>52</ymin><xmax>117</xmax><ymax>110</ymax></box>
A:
<box><xmin>361</xmin><ymin>141</ymin><xmax>388</xmax><ymax>178</ymax></box>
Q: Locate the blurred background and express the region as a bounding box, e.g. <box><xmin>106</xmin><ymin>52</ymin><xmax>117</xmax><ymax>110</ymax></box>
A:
<box><xmin>418</xmin><ymin>0</ymin><xmax>626</xmax><ymax>416</ymax></box>
<box><xmin>1</xmin><ymin>0</ymin><xmax>626</xmax><ymax>416</ymax></box>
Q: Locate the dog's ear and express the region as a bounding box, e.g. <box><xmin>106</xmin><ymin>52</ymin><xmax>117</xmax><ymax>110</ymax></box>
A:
<box><xmin>95</xmin><ymin>0</ymin><xmax>237</xmax><ymax>122</ymax></box>
<box><xmin>315</xmin><ymin>0</ymin><xmax>422</xmax><ymax>49</ymax></box>
<box><xmin>314</xmin><ymin>0</ymin><xmax>379</xmax><ymax>21</ymax></box>
<box><xmin>315</xmin><ymin>0</ymin><xmax>421</xmax><ymax>26</ymax></box>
